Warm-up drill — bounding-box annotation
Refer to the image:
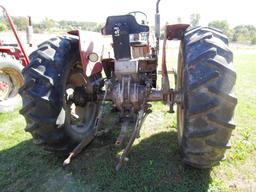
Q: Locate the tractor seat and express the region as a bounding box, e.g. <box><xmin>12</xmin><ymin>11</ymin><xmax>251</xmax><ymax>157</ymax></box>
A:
<box><xmin>101</xmin><ymin>15</ymin><xmax>149</xmax><ymax>60</ymax></box>
<box><xmin>101</xmin><ymin>15</ymin><xmax>149</xmax><ymax>35</ymax></box>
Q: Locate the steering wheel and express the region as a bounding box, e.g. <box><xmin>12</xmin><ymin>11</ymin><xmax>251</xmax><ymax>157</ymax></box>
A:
<box><xmin>128</xmin><ymin>11</ymin><xmax>148</xmax><ymax>25</ymax></box>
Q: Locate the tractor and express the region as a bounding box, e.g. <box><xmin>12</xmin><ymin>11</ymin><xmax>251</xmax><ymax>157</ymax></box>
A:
<box><xmin>0</xmin><ymin>5</ymin><xmax>29</xmax><ymax>112</ymax></box>
<box><xmin>19</xmin><ymin>0</ymin><xmax>237</xmax><ymax>170</ymax></box>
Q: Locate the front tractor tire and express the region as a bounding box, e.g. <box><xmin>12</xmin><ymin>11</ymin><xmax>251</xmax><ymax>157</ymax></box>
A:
<box><xmin>0</xmin><ymin>53</ymin><xmax>24</xmax><ymax>113</ymax></box>
<box><xmin>20</xmin><ymin>36</ymin><xmax>99</xmax><ymax>152</ymax></box>
<box><xmin>177</xmin><ymin>27</ymin><xmax>237</xmax><ymax>168</ymax></box>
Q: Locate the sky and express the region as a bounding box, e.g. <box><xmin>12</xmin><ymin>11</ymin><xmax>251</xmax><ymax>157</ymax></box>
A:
<box><xmin>1</xmin><ymin>0</ymin><xmax>255</xmax><ymax>27</ymax></box>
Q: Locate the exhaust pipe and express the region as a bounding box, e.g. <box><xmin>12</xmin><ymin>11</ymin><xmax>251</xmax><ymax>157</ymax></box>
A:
<box><xmin>155</xmin><ymin>0</ymin><xmax>161</xmax><ymax>53</ymax></box>
<box><xmin>26</xmin><ymin>16</ymin><xmax>33</xmax><ymax>47</ymax></box>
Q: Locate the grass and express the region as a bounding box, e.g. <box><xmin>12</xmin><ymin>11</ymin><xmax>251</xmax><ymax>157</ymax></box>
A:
<box><xmin>0</xmin><ymin>51</ymin><xmax>256</xmax><ymax>192</ymax></box>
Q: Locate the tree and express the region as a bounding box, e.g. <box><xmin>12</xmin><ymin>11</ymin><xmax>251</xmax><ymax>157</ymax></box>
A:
<box><xmin>0</xmin><ymin>16</ymin><xmax>28</xmax><ymax>31</ymax></box>
<box><xmin>232</xmin><ymin>25</ymin><xmax>256</xmax><ymax>43</ymax></box>
<box><xmin>41</xmin><ymin>18</ymin><xmax>56</xmax><ymax>31</ymax></box>
<box><xmin>33</xmin><ymin>23</ymin><xmax>44</xmax><ymax>33</ymax></box>
<box><xmin>0</xmin><ymin>23</ymin><xmax>7</xmax><ymax>31</ymax></box>
<box><xmin>0</xmin><ymin>16</ymin><xmax>9</xmax><ymax>31</ymax></box>
<box><xmin>94</xmin><ymin>23</ymin><xmax>104</xmax><ymax>32</ymax></box>
<box><xmin>12</xmin><ymin>16</ymin><xmax>28</xmax><ymax>31</ymax></box>
<box><xmin>208</xmin><ymin>20</ymin><xmax>229</xmax><ymax>33</ymax></box>
<box><xmin>190</xmin><ymin>13</ymin><xmax>200</xmax><ymax>27</ymax></box>
<box><xmin>208</xmin><ymin>20</ymin><xmax>233</xmax><ymax>39</ymax></box>
<box><xmin>251</xmin><ymin>35</ymin><xmax>256</xmax><ymax>45</ymax></box>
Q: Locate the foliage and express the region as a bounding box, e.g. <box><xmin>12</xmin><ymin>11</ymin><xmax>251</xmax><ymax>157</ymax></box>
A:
<box><xmin>208</xmin><ymin>20</ymin><xmax>229</xmax><ymax>32</ymax></box>
<box><xmin>207</xmin><ymin>20</ymin><xmax>256</xmax><ymax>44</ymax></box>
<box><xmin>0</xmin><ymin>16</ymin><xmax>8</xmax><ymax>31</ymax></box>
<box><xmin>0</xmin><ymin>15</ymin><xmax>103</xmax><ymax>33</ymax></box>
<box><xmin>190</xmin><ymin>13</ymin><xmax>200</xmax><ymax>27</ymax></box>
<box><xmin>0</xmin><ymin>15</ymin><xmax>28</xmax><ymax>31</ymax></box>
<box><xmin>12</xmin><ymin>16</ymin><xmax>28</xmax><ymax>31</ymax></box>
<box><xmin>41</xmin><ymin>18</ymin><xmax>56</xmax><ymax>31</ymax></box>
<box><xmin>58</xmin><ymin>20</ymin><xmax>104</xmax><ymax>32</ymax></box>
<box><xmin>208</xmin><ymin>20</ymin><xmax>235</xmax><ymax>40</ymax></box>
<box><xmin>1</xmin><ymin>14</ymin><xmax>256</xmax><ymax>45</ymax></box>
<box><xmin>208</xmin><ymin>20</ymin><xmax>230</xmax><ymax>36</ymax></box>
<box><xmin>251</xmin><ymin>35</ymin><xmax>256</xmax><ymax>45</ymax></box>
<box><xmin>0</xmin><ymin>22</ymin><xmax>7</xmax><ymax>31</ymax></box>
<box><xmin>33</xmin><ymin>23</ymin><xmax>44</xmax><ymax>33</ymax></box>
<box><xmin>232</xmin><ymin>25</ymin><xmax>256</xmax><ymax>44</ymax></box>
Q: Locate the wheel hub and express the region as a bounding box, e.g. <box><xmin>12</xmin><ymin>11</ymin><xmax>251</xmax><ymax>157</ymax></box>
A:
<box><xmin>65</xmin><ymin>68</ymin><xmax>98</xmax><ymax>141</ymax></box>
<box><xmin>0</xmin><ymin>71</ymin><xmax>12</xmax><ymax>100</ymax></box>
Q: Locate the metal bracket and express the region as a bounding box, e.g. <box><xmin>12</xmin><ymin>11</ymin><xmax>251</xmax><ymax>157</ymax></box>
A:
<box><xmin>63</xmin><ymin>80</ymin><xmax>110</xmax><ymax>166</ymax></box>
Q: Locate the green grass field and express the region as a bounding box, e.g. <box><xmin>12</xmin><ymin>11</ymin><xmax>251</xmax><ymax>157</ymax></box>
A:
<box><xmin>0</xmin><ymin>51</ymin><xmax>255</xmax><ymax>192</ymax></box>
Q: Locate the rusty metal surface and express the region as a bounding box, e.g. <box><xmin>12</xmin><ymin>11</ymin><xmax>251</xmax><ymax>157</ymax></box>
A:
<box><xmin>138</xmin><ymin>59</ymin><xmax>157</xmax><ymax>72</ymax></box>
<box><xmin>161</xmin><ymin>24</ymin><xmax>189</xmax><ymax>103</ymax></box>
<box><xmin>63</xmin><ymin>80</ymin><xmax>110</xmax><ymax>166</ymax></box>
<box><xmin>0</xmin><ymin>47</ymin><xmax>24</xmax><ymax>64</ymax></box>
<box><xmin>61</xmin><ymin>0</ymin><xmax>190</xmax><ymax>170</ymax></box>
<box><xmin>115</xmin><ymin>106</ymin><xmax>151</xmax><ymax>170</ymax></box>
<box><xmin>115</xmin><ymin>121</ymin><xmax>128</xmax><ymax>146</ymax></box>
<box><xmin>111</xmin><ymin>76</ymin><xmax>145</xmax><ymax>112</ymax></box>
<box><xmin>165</xmin><ymin>24</ymin><xmax>190</xmax><ymax>40</ymax></box>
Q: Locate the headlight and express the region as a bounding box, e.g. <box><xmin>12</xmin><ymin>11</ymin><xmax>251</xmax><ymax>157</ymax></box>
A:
<box><xmin>88</xmin><ymin>52</ymin><xmax>99</xmax><ymax>62</ymax></box>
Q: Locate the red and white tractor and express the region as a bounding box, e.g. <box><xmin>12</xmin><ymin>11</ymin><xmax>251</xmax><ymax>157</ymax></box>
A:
<box><xmin>0</xmin><ymin>5</ymin><xmax>29</xmax><ymax>112</ymax></box>
<box><xmin>19</xmin><ymin>0</ymin><xmax>237</xmax><ymax>170</ymax></box>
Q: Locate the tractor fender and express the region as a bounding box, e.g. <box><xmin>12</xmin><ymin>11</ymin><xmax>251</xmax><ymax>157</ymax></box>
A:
<box><xmin>68</xmin><ymin>30</ymin><xmax>104</xmax><ymax>77</ymax></box>
<box><xmin>165</xmin><ymin>24</ymin><xmax>190</xmax><ymax>40</ymax></box>
<box><xmin>0</xmin><ymin>46</ymin><xmax>26</xmax><ymax>66</ymax></box>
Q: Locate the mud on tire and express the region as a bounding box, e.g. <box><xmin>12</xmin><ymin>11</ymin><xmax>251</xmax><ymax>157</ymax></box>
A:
<box><xmin>177</xmin><ymin>27</ymin><xmax>237</xmax><ymax>168</ymax></box>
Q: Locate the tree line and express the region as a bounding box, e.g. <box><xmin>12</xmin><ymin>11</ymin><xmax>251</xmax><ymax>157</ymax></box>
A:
<box><xmin>0</xmin><ymin>16</ymin><xmax>104</xmax><ymax>33</ymax></box>
<box><xmin>1</xmin><ymin>15</ymin><xmax>256</xmax><ymax>44</ymax></box>
<box><xmin>182</xmin><ymin>13</ymin><xmax>256</xmax><ymax>45</ymax></box>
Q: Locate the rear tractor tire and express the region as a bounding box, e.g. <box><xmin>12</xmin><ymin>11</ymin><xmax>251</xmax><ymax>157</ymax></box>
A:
<box><xmin>177</xmin><ymin>27</ymin><xmax>237</xmax><ymax>168</ymax></box>
<box><xmin>19</xmin><ymin>36</ymin><xmax>100</xmax><ymax>152</ymax></box>
<box><xmin>0</xmin><ymin>53</ymin><xmax>24</xmax><ymax>113</ymax></box>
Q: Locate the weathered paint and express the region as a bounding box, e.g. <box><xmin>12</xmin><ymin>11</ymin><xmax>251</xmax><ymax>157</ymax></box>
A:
<box><xmin>0</xmin><ymin>47</ymin><xmax>23</xmax><ymax>64</ymax></box>
<box><xmin>162</xmin><ymin>24</ymin><xmax>190</xmax><ymax>77</ymax></box>
<box><xmin>68</xmin><ymin>30</ymin><xmax>104</xmax><ymax>77</ymax></box>
<box><xmin>165</xmin><ymin>24</ymin><xmax>190</xmax><ymax>40</ymax></box>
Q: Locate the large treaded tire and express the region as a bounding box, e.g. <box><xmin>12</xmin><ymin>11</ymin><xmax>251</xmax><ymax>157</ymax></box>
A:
<box><xmin>0</xmin><ymin>53</ymin><xmax>23</xmax><ymax>113</ymax></box>
<box><xmin>177</xmin><ymin>27</ymin><xmax>237</xmax><ymax>168</ymax></box>
<box><xmin>19</xmin><ymin>36</ymin><xmax>98</xmax><ymax>152</ymax></box>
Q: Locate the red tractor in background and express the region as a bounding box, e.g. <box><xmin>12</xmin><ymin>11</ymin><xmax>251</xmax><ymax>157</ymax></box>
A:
<box><xmin>19</xmin><ymin>0</ymin><xmax>237</xmax><ymax>170</ymax></box>
<box><xmin>0</xmin><ymin>5</ymin><xmax>29</xmax><ymax>112</ymax></box>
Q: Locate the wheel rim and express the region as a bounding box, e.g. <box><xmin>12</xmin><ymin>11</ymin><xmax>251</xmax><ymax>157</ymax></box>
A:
<box><xmin>64</xmin><ymin>67</ymin><xmax>98</xmax><ymax>141</ymax></box>
<box><xmin>0</xmin><ymin>67</ymin><xmax>23</xmax><ymax>101</ymax></box>
<box><xmin>68</xmin><ymin>102</ymin><xmax>97</xmax><ymax>134</ymax></box>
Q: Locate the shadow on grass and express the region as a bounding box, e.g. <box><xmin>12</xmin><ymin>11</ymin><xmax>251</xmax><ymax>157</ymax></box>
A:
<box><xmin>0</xmin><ymin>130</ymin><xmax>211</xmax><ymax>192</ymax></box>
